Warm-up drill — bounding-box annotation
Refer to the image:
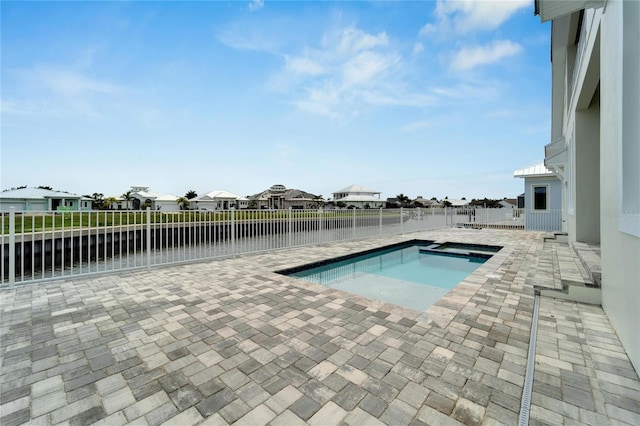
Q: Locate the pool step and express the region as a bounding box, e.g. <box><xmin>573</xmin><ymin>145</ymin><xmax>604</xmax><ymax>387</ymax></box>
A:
<box><xmin>418</xmin><ymin>245</ymin><xmax>492</xmax><ymax>260</ymax></box>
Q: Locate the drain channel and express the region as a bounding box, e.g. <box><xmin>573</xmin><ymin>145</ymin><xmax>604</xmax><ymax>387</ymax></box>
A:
<box><xmin>519</xmin><ymin>294</ymin><xmax>540</xmax><ymax>426</ymax></box>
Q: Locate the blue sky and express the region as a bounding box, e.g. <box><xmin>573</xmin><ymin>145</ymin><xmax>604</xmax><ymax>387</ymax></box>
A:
<box><xmin>1</xmin><ymin>0</ymin><xmax>550</xmax><ymax>201</ymax></box>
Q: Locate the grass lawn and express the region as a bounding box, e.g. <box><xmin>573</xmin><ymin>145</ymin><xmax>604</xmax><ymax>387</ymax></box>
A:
<box><xmin>2</xmin><ymin>209</ymin><xmax>401</xmax><ymax>234</ymax></box>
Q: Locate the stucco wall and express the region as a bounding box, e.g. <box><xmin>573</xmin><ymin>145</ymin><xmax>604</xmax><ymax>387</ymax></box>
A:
<box><xmin>575</xmin><ymin>95</ymin><xmax>601</xmax><ymax>243</ymax></box>
<box><xmin>524</xmin><ymin>176</ymin><xmax>563</xmax><ymax>231</ymax></box>
<box><xmin>524</xmin><ymin>177</ymin><xmax>562</xmax><ymax>211</ymax></box>
<box><xmin>599</xmin><ymin>0</ymin><xmax>640</xmax><ymax>373</ymax></box>
<box><xmin>0</xmin><ymin>200</ymin><xmax>49</xmax><ymax>212</ymax></box>
<box><xmin>155</xmin><ymin>201</ymin><xmax>181</xmax><ymax>212</ymax></box>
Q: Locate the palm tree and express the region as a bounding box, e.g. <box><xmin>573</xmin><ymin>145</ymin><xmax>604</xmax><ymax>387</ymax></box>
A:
<box><xmin>103</xmin><ymin>197</ymin><xmax>118</xmax><ymax>210</ymax></box>
<box><xmin>91</xmin><ymin>193</ymin><xmax>104</xmax><ymax>210</ymax></box>
<box><xmin>121</xmin><ymin>191</ymin><xmax>133</xmax><ymax>210</ymax></box>
<box><xmin>185</xmin><ymin>190</ymin><xmax>197</xmax><ymax>200</ymax></box>
<box><xmin>176</xmin><ymin>196</ymin><xmax>190</xmax><ymax>210</ymax></box>
<box><xmin>396</xmin><ymin>193</ymin><xmax>411</xmax><ymax>207</ymax></box>
<box><xmin>313</xmin><ymin>194</ymin><xmax>324</xmax><ymax>209</ymax></box>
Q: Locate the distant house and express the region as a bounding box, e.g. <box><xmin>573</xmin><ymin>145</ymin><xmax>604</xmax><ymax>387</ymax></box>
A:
<box><xmin>412</xmin><ymin>196</ymin><xmax>427</xmax><ymax>207</ymax></box>
<box><xmin>444</xmin><ymin>199</ymin><xmax>469</xmax><ymax>208</ymax></box>
<box><xmin>248</xmin><ymin>184</ymin><xmax>321</xmax><ymax>210</ymax></box>
<box><xmin>191</xmin><ymin>190</ymin><xmax>248</xmax><ymax>210</ymax></box>
<box><xmin>411</xmin><ymin>197</ymin><xmax>442</xmax><ymax>208</ymax></box>
<box><xmin>127</xmin><ymin>186</ymin><xmax>180</xmax><ymax>212</ymax></box>
<box><xmin>514</xmin><ymin>163</ymin><xmax>562</xmax><ymax>231</ymax></box>
<box><xmin>428</xmin><ymin>199</ymin><xmax>443</xmax><ymax>208</ymax></box>
<box><xmin>332</xmin><ymin>184</ymin><xmax>384</xmax><ymax>209</ymax></box>
<box><xmin>0</xmin><ymin>187</ymin><xmax>92</xmax><ymax>212</ymax></box>
<box><xmin>498</xmin><ymin>199</ymin><xmax>518</xmax><ymax>209</ymax></box>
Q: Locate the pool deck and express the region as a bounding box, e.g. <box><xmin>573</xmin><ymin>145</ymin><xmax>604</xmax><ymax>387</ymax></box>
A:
<box><xmin>1</xmin><ymin>228</ymin><xmax>638</xmax><ymax>425</ymax></box>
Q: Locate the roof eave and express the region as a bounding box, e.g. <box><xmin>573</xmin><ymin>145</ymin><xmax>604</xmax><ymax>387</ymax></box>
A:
<box><xmin>536</xmin><ymin>0</ymin><xmax>603</xmax><ymax>23</ymax></box>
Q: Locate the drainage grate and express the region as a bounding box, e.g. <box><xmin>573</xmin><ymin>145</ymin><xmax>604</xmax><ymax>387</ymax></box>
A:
<box><xmin>519</xmin><ymin>294</ymin><xmax>540</xmax><ymax>426</ymax></box>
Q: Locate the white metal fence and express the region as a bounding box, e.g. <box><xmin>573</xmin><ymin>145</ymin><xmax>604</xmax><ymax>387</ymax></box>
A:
<box><xmin>446</xmin><ymin>207</ymin><xmax>563</xmax><ymax>231</ymax></box>
<box><xmin>1</xmin><ymin>207</ymin><xmax>562</xmax><ymax>286</ymax></box>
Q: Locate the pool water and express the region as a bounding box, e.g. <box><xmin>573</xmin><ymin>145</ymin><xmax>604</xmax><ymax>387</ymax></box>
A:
<box><xmin>286</xmin><ymin>243</ymin><xmax>492</xmax><ymax>312</ymax></box>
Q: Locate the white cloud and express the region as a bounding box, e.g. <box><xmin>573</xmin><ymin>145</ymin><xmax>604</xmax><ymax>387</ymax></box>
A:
<box><xmin>421</xmin><ymin>0</ymin><xmax>530</xmax><ymax>36</ymax></box>
<box><xmin>334</xmin><ymin>27</ymin><xmax>388</xmax><ymax>54</ymax></box>
<box><xmin>1</xmin><ymin>99</ymin><xmax>67</xmax><ymax>118</ymax></box>
<box><xmin>270</xmin><ymin>25</ymin><xmax>434</xmax><ymax>118</ymax></box>
<box><xmin>25</xmin><ymin>67</ymin><xmax>123</xmax><ymax>96</ymax></box>
<box><xmin>217</xmin><ymin>28</ymin><xmax>278</xmax><ymax>52</ymax></box>
<box><xmin>2</xmin><ymin>67</ymin><xmax>126</xmax><ymax>120</ymax></box>
<box><xmin>449</xmin><ymin>40</ymin><xmax>522</xmax><ymax>71</ymax></box>
<box><xmin>294</xmin><ymin>85</ymin><xmax>341</xmax><ymax>118</ymax></box>
<box><xmin>430</xmin><ymin>82</ymin><xmax>499</xmax><ymax>101</ymax></box>
<box><xmin>285</xmin><ymin>55</ymin><xmax>325</xmax><ymax>76</ymax></box>
<box><xmin>413</xmin><ymin>42</ymin><xmax>424</xmax><ymax>55</ymax></box>
<box><xmin>248</xmin><ymin>0</ymin><xmax>264</xmax><ymax>12</ymax></box>
<box><xmin>361</xmin><ymin>90</ymin><xmax>436</xmax><ymax>108</ymax></box>
<box><xmin>342</xmin><ymin>51</ymin><xmax>397</xmax><ymax>86</ymax></box>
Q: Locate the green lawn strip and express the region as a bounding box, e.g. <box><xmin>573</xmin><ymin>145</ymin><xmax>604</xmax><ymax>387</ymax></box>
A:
<box><xmin>2</xmin><ymin>210</ymin><xmax>401</xmax><ymax>234</ymax></box>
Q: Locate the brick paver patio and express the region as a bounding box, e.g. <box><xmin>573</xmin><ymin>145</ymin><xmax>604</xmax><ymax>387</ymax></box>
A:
<box><xmin>1</xmin><ymin>228</ymin><xmax>638</xmax><ymax>425</ymax></box>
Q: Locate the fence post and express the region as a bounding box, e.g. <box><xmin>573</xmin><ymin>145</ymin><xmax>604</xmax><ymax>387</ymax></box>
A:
<box><xmin>379</xmin><ymin>208</ymin><xmax>383</xmax><ymax>235</ymax></box>
<box><xmin>400</xmin><ymin>207</ymin><xmax>404</xmax><ymax>235</ymax></box>
<box><xmin>352</xmin><ymin>209</ymin><xmax>356</xmax><ymax>240</ymax></box>
<box><xmin>288</xmin><ymin>208</ymin><xmax>292</xmax><ymax>248</ymax></box>
<box><xmin>318</xmin><ymin>209</ymin><xmax>322</xmax><ymax>243</ymax></box>
<box><xmin>231</xmin><ymin>209</ymin><xmax>236</xmax><ymax>254</ymax></box>
<box><xmin>146</xmin><ymin>207</ymin><xmax>151</xmax><ymax>269</ymax></box>
<box><xmin>8</xmin><ymin>207</ymin><xmax>15</xmax><ymax>285</ymax></box>
<box><xmin>445</xmin><ymin>207</ymin><xmax>448</xmax><ymax>227</ymax></box>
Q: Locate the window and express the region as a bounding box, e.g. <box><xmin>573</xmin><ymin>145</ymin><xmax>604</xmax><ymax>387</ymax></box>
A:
<box><xmin>534</xmin><ymin>185</ymin><xmax>548</xmax><ymax>210</ymax></box>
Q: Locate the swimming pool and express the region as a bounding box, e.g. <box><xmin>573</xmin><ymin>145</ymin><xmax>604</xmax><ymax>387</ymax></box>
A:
<box><xmin>280</xmin><ymin>240</ymin><xmax>500</xmax><ymax>312</ymax></box>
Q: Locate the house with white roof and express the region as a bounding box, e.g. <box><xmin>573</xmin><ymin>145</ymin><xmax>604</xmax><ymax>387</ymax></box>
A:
<box><xmin>332</xmin><ymin>184</ymin><xmax>384</xmax><ymax>209</ymax></box>
<box><xmin>444</xmin><ymin>199</ymin><xmax>469</xmax><ymax>208</ymax></box>
<box><xmin>514</xmin><ymin>163</ymin><xmax>563</xmax><ymax>231</ymax></box>
<box><xmin>513</xmin><ymin>163</ymin><xmax>562</xmax><ymax>210</ymax></box>
<box><xmin>0</xmin><ymin>187</ymin><xmax>92</xmax><ymax>212</ymax></box>
<box><xmin>191</xmin><ymin>190</ymin><xmax>248</xmax><ymax>210</ymax></box>
<box><xmin>535</xmin><ymin>0</ymin><xmax>640</xmax><ymax>371</ymax></box>
<box><xmin>498</xmin><ymin>199</ymin><xmax>518</xmax><ymax>209</ymax></box>
<box><xmin>248</xmin><ymin>185</ymin><xmax>321</xmax><ymax>210</ymax></box>
<box><xmin>128</xmin><ymin>186</ymin><xmax>180</xmax><ymax>212</ymax></box>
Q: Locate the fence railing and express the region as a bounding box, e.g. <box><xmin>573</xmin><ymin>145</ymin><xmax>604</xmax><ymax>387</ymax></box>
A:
<box><xmin>1</xmin><ymin>206</ymin><xmax>562</xmax><ymax>286</ymax></box>
<box><xmin>447</xmin><ymin>208</ymin><xmax>525</xmax><ymax>229</ymax></box>
<box><xmin>523</xmin><ymin>209</ymin><xmax>564</xmax><ymax>232</ymax></box>
<box><xmin>448</xmin><ymin>207</ymin><xmax>563</xmax><ymax>232</ymax></box>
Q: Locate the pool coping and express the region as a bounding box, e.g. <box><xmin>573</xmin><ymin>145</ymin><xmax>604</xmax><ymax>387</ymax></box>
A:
<box><xmin>267</xmin><ymin>236</ymin><xmax>517</xmax><ymax>331</ymax></box>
